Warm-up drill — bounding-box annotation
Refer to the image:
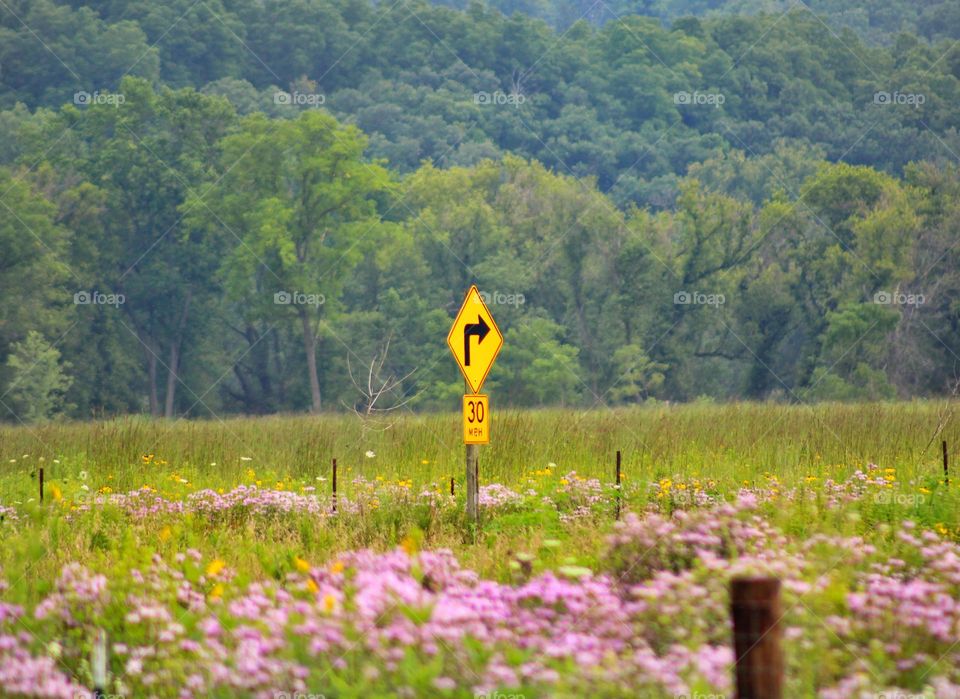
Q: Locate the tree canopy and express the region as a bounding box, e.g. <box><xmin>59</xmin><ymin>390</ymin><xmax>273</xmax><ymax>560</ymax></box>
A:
<box><xmin>1</xmin><ymin>0</ymin><xmax>959</xmax><ymax>419</ymax></box>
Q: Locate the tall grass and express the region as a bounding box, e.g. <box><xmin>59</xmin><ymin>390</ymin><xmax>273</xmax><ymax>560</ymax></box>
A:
<box><xmin>1</xmin><ymin>402</ymin><xmax>956</xmax><ymax>497</ymax></box>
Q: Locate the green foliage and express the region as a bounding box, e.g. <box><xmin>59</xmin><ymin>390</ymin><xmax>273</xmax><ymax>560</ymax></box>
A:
<box><xmin>0</xmin><ymin>167</ymin><xmax>69</xmax><ymax>398</ymax></box>
<box><xmin>0</xmin><ymin>0</ymin><xmax>158</xmax><ymax>108</ymax></box>
<box><xmin>609</xmin><ymin>344</ymin><xmax>667</xmax><ymax>404</ymax></box>
<box><xmin>494</xmin><ymin>316</ymin><xmax>581</xmax><ymax>406</ymax></box>
<box><xmin>189</xmin><ymin>110</ymin><xmax>395</xmax><ymax>413</ymax></box>
<box><xmin>5</xmin><ymin>1</ymin><xmax>960</xmax><ymax>208</ymax></box>
<box><xmin>1</xmin><ymin>0</ymin><xmax>960</xmax><ymax>415</ymax></box>
<box><xmin>4</xmin><ymin>331</ymin><xmax>73</xmax><ymax>422</ymax></box>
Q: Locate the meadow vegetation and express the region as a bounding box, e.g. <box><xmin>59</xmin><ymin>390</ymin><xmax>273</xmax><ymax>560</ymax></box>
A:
<box><xmin>1</xmin><ymin>404</ymin><xmax>959</xmax><ymax>697</ymax></box>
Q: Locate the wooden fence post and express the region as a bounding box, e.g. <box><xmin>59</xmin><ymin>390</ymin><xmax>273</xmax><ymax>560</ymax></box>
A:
<box><xmin>943</xmin><ymin>440</ymin><xmax>949</xmax><ymax>486</ymax></box>
<box><xmin>615</xmin><ymin>450</ymin><xmax>622</xmax><ymax>520</ymax></box>
<box><xmin>91</xmin><ymin>628</ymin><xmax>107</xmax><ymax>698</ymax></box>
<box><xmin>39</xmin><ymin>467</ymin><xmax>44</xmax><ymax>503</ymax></box>
<box><xmin>730</xmin><ymin>577</ymin><xmax>784</xmax><ymax>699</ymax></box>
<box><xmin>332</xmin><ymin>458</ymin><xmax>337</xmax><ymax>513</ymax></box>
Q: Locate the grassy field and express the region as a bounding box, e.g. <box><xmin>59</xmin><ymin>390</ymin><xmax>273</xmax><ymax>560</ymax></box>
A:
<box><xmin>1</xmin><ymin>403</ymin><xmax>959</xmax><ymax>697</ymax></box>
<box><xmin>2</xmin><ymin>401</ymin><xmax>957</xmax><ymax>494</ymax></box>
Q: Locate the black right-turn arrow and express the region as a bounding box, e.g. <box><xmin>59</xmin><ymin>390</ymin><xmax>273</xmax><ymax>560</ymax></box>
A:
<box><xmin>463</xmin><ymin>315</ymin><xmax>490</xmax><ymax>367</ymax></box>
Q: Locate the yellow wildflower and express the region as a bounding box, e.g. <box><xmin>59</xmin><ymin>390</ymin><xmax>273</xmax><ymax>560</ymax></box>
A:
<box><xmin>206</xmin><ymin>559</ymin><xmax>226</xmax><ymax>578</ymax></box>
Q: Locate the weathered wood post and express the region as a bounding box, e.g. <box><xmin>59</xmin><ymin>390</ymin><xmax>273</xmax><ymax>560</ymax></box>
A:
<box><xmin>730</xmin><ymin>577</ymin><xmax>784</xmax><ymax>699</ymax></box>
<box><xmin>91</xmin><ymin>628</ymin><xmax>107</xmax><ymax>698</ymax></box>
<box><xmin>39</xmin><ymin>467</ymin><xmax>44</xmax><ymax>503</ymax></box>
<box><xmin>466</xmin><ymin>444</ymin><xmax>478</xmax><ymax>522</ymax></box>
<box><xmin>450</xmin><ymin>476</ymin><xmax>455</xmax><ymax>497</ymax></box>
<box><xmin>943</xmin><ymin>440</ymin><xmax>949</xmax><ymax>486</ymax></box>
<box><xmin>332</xmin><ymin>458</ymin><xmax>338</xmax><ymax>513</ymax></box>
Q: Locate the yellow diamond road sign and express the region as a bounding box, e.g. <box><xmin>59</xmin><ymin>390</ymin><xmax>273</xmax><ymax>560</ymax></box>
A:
<box><xmin>447</xmin><ymin>285</ymin><xmax>503</xmax><ymax>394</ymax></box>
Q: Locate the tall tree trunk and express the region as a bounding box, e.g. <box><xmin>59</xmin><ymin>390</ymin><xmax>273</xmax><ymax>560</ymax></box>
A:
<box><xmin>273</xmin><ymin>330</ymin><xmax>287</xmax><ymax>407</ymax></box>
<box><xmin>147</xmin><ymin>347</ymin><xmax>159</xmax><ymax>416</ymax></box>
<box><xmin>127</xmin><ymin>308</ymin><xmax>160</xmax><ymax>416</ymax></box>
<box><xmin>164</xmin><ymin>292</ymin><xmax>192</xmax><ymax>418</ymax></box>
<box><xmin>300</xmin><ymin>307</ymin><xmax>321</xmax><ymax>413</ymax></box>
<box><xmin>164</xmin><ymin>342</ymin><xmax>180</xmax><ymax>418</ymax></box>
<box><xmin>253</xmin><ymin>324</ymin><xmax>273</xmax><ymax>412</ymax></box>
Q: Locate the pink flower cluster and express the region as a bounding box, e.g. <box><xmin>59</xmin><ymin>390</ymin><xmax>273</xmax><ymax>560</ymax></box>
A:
<box><xmin>35</xmin><ymin>563</ymin><xmax>109</xmax><ymax>627</ymax></box>
<box><xmin>73</xmin><ymin>481</ymin><xmax>535</xmax><ymax>522</ymax></box>
<box><xmin>605</xmin><ymin>492</ymin><xmax>788</xmax><ymax>584</ymax></box>
<box><xmin>542</xmin><ymin>471</ymin><xmax>607</xmax><ymax>521</ymax></box>
<box><xmin>2</xmin><ymin>475</ymin><xmax>960</xmax><ymax>696</ymax></box>
<box><xmin>0</xmin><ymin>631</ymin><xmax>92</xmax><ymax>699</ymax></box>
<box><xmin>477</xmin><ymin>483</ymin><xmax>524</xmax><ymax>509</ymax></box>
<box><xmin>84</xmin><ymin>485</ymin><xmax>329</xmax><ymax>519</ymax></box>
<box><xmin>2</xmin><ymin>549</ymin><xmax>733</xmax><ymax>697</ymax></box>
<box><xmin>0</xmin><ymin>568</ymin><xmax>94</xmax><ymax>698</ymax></box>
<box><xmin>820</xmin><ymin>462</ymin><xmax>896</xmax><ymax>507</ymax></box>
<box><xmin>825</xmin><ymin>520</ymin><xmax>960</xmax><ymax>682</ymax></box>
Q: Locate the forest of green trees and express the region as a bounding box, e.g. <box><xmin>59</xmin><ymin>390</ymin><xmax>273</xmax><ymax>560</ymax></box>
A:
<box><xmin>2</xmin><ymin>0</ymin><xmax>960</xmax><ymax>419</ymax></box>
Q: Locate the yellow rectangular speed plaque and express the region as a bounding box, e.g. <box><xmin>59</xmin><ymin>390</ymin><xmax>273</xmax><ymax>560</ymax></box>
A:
<box><xmin>463</xmin><ymin>394</ymin><xmax>489</xmax><ymax>444</ymax></box>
